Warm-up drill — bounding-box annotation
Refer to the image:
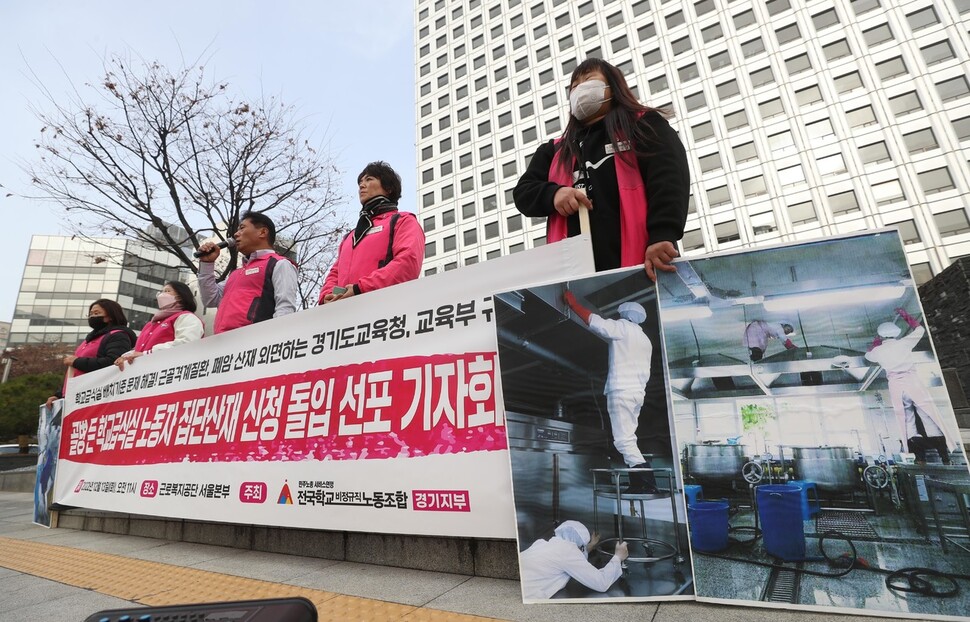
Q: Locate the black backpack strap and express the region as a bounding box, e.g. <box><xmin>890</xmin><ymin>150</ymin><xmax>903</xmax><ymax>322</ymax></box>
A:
<box><xmin>377</xmin><ymin>213</ymin><xmax>402</xmax><ymax>269</ymax></box>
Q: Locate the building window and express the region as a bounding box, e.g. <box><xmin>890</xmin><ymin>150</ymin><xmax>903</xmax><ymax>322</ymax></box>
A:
<box><xmin>741</xmin><ymin>175</ymin><xmax>767</xmax><ymax>197</ymax></box>
<box><xmin>500</xmin><ymin>136</ymin><xmax>515</xmax><ymax>152</ymax></box>
<box><xmin>795</xmin><ymin>85</ymin><xmax>823</xmax><ymax>107</ymax></box>
<box><xmin>459</xmin><ymin>152</ymin><xmax>472</xmax><ymax>168</ymax></box>
<box><xmin>829</xmin><ymin>190</ymin><xmax>860</xmax><ymax>215</ymax></box>
<box><xmin>465</xmin><ymin>255</ymin><xmax>478</xmax><ymax>266</ymax></box>
<box><xmin>875</xmin><ymin>56</ymin><xmax>908</xmax><ymax>81</ymax></box>
<box><xmin>682</xmin><ymin>229</ymin><xmax>705</xmax><ymax>251</ymax></box>
<box><xmin>846</xmin><ymin>105</ymin><xmax>878</xmax><ymax>128</ymax></box>
<box><xmin>671</xmin><ymin>36</ymin><xmax>692</xmax><ymax>56</ymax></box>
<box><xmin>425</xmin><ymin>241</ymin><xmax>436</xmax><ymax>258</ymax></box>
<box><xmin>758</xmin><ymin>98</ymin><xmax>785</xmax><ymax>119</ymax></box>
<box><xmin>778</xmin><ymin>164</ymin><xmax>806</xmax><ymax>186</ymax></box>
<box><xmin>422</xmin><ymin>169</ymin><xmax>434</xmax><ymax>183</ymax></box>
<box><xmin>679</xmin><ymin>64</ymin><xmax>700</xmax><ymax>82</ymax></box>
<box><xmin>442</xmin><ymin>236</ymin><xmax>456</xmax><ymax>252</ymax></box>
<box><xmin>481</xmin><ymin>169</ymin><xmax>495</xmax><ymax>185</ymax></box>
<box><xmin>479</xmin><ymin>144</ymin><xmax>493</xmax><ymax>160</ymax></box>
<box><xmin>936</xmin><ymin>76</ymin><xmax>970</xmax><ymax>102</ymax></box>
<box><xmin>789</xmin><ymin>201</ymin><xmax>817</xmax><ymax>225</ymax></box>
<box><xmin>768</xmin><ymin>130</ymin><xmax>795</xmax><ymax>154</ymax></box>
<box><xmin>520</xmin><ymin>102</ymin><xmax>535</xmax><ymax>118</ymax></box>
<box><xmin>714</xmin><ymin>221</ymin><xmax>741</xmax><ymax>243</ymax></box>
<box><xmin>833</xmin><ymin>71</ymin><xmax>863</xmax><ymax>93</ymax></box>
<box><xmin>888</xmin><ymin>91</ymin><xmax>923</xmax><ymax>116</ymax></box>
<box><xmin>643</xmin><ymin>49</ymin><xmax>662</xmax><ymax>67</ymax></box>
<box><xmin>421</xmin><ymin>124</ymin><xmax>432</xmax><ymax>138</ymax></box>
<box><xmin>460</xmin><ymin>177</ymin><xmax>474</xmax><ymax>193</ymax></box>
<box><xmin>442</xmin><ymin>209</ymin><xmax>455</xmax><ymax>226</ymax></box>
<box><xmin>698</xmin><ymin>152</ymin><xmax>723</xmax><ymax>173</ymax></box>
<box><xmin>953</xmin><ymin>116</ymin><xmax>970</xmax><ymax>141</ymax></box>
<box><xmin>484</xmin><ymin>221</ymin><xmax>500</xmax><ymax>239</ymax></box>
<box><xmin>750</xmin><ymin>66</ymin><xmax>775</xmax><ymax>88</ymax></box>
<box><xmin>733</xmin><ymin>142</ymin><xmax>758</xmax><ymax>164</ymax></box>
<box><xmin>751</xmin><ymin>212</ymin><xmax>778</xmax><ymax>235</ymax></box>
<box><xmin>709</xmin><ymin>51</ymin><xmax>732</xmax><ymax>71</ymax></box>
<box><xmin>666</xmin><ymin>10</ymin><xmax>686</xmax><ymax>28</ymax></box>
<box><xmin>607</xmin><ymin>11</ymin><xmax>624</xmax><ymax>27</ymax></box>
<box><xmin>910</xmin><ymin>262</ymin><xmax>933</xmax><ymax>285</ymax></box>
<box><xmin>442</xmin><ymin>136</ymin><xmax>454</xmax><ymax>152</ymax></box>
<box><xmin>872</xmin><ymin>179</ymin><xmax>905</xmax><ymax>205</ymax></box>
<box><xmin>707</xmin><ymin>185</ymin><xmax>731</xmax><ymax>207</ymax></box>
<box><xmin>775</xmin><ymin>23</ymin><xmax>801</xmax><ymax>45</ymax></box>
<box><xmin>734</xmin><ymin>10</ymin><xmax>756</xmax><ymax>29</ymax></box>
<box><xmin>522</xmin><ymin>127</ymin><xmax>537</xmax><ymax>143</ymax></box>
<box><xmin>507</xmin><ymin>214</ymin><xmax>523</xmax><ymax>232</ymax></box>
<box><xmin>785</xmin><ymin>53</ymin><xmax>812</xmax><ymax>76</ymax></box>
<box><xmin>685</xmin><ymin>91</ymin><xmax>707</xmax><ymax>111</ymax></box>
<box><xmin>921</xmin><ymin>40</ymin><xmax>956</xmax><ymax>66</ymax></box>
<box><xmin>692</xmin><ymin>121</ymin><xmax>715</xmax><ymax>142</ymax></box>
<box><xmin>423</xmin><ymin>216</ymin><xmax>436</xmax><ymax>232</ymax></box>
<box><xmin>859</xmin><ymin>141</ymin><xmax>891</xmax><ymax>164</ymax></box>
<box><xmin>822</xmin><ymin>39</ymin><xmax>852</xmax><ymax>61</ymax></box>
<box><xmin>850</xmin><ymin>0</ymin><xmax>881</xmax><ymax>17</ymax></box>
<box><xmin>934</xmin><ymin>209</ymin><xmax>970</xmax><ymax>237</ymax></box>
<box><xmin>582</xmin><ymin>23</ymin><xmax>598</xmax><ymax>40</ymax></box>
<box><xmin>907</xmin><ymin>6</ymin><xmax>941</xmax><ymax>31</ymax></box>
<box><xmin>545</xmin><ymin>118</ymin><xmax>561</xmax><ymax>133</ymax></box>
<box><xmin>502</xmin><ymin>161</ymin><xmax>517</xmax><ymax>178</ymax></box>
<box><xmin>649</xmin><ymin>75</ymin><xmax>669</xmax><ymax>94</ymax></box>
<box><xmin>918</xmin><ymin>167</ymin><xmax>956</xmax><ymax>194</ymax></box>
<box><xmin>812</xmin><ymin>8</ymin><xmax>840</xmax><ymax>31</ymax></box>
<box><xmin>441</xmin><ymin>185</ymin><xmax>455</xmax><ymax>200</ymax></box>
<box><xmin>863</xmin><ymin>23</ymin><xmax>894</xmax><ymax>48</ymax></box>
<box><xmin>483</xmin><ymin>195</ymin><xmax>497</xmax><ymax>212</ymax></box>
<box><xmin>695</xmin><ymin>0</ymin><xmax>715</xmax><ymax>16</ymax></box>
<box><xmin>421</xmin><ymin>146</ymin><xmax>433</xmax><ymax>160</ymax></box>
<box><xmin>478</xmin><ymin>121</ymin><xmax>491</xmax><ymax>137</ymax></box>
<box><xmin>702</xmin><ymin>23</ymin><xmax>723</xmax><ymax>43</ymax></box>
<box><xmin>638</xmin><ymin>23</ymin><xmax>657</xmax><ymax>41</ymax></box>
<box><xmin>541</xmin><ymin>92</ymin><xmax>557</xmax><ymax>109</ymax></box>
<box><xmin>817</xmin><ymin>153</ymin><xmax>847</xmax><ymax>176</ymax></box>
<box><xmin>741</xmin><ymin>38</ymin><xmax>765</xmax><ymax>58</ymax></box>
<box><xmin>725</xmin><ymin>109</ymin><xmax>750</xmax><ymax>130</ymax></box>
<box><xmin>903</xmin><ymin>128</ymin><xmax>939</xmax><ymax>154</ymax></box>
<box><xmin>806</xmin><ymin>117</ymin><xmax>835</xmax><ymax>138</ymax></box>
<box><xmin>462</xmin><ymin>202</ymin><xmax>476</xmax><ymax>219</ymax></box>
<box><xmin>463</xmin><ymin>229</ymin><xmax>477</xmax><ymax>245</ymax></box>
<box><xmin>766</xmin><ymin>0</ymin><xmax>792</xmax><ymax>16</ymax></box>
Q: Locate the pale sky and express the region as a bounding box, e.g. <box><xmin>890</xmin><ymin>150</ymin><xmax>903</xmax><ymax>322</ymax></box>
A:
<box><xmin>0</xmin><ymin>0</ymin><xmax>416</xmax><ymax>322</ymax></box>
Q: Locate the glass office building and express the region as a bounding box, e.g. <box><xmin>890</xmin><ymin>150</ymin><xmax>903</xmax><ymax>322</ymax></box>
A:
<box><xmin>414</xmin><ymin>0</ymin><xmax>970</xmax><ymax>284</ymax></box>
<box><xmin>8</xmin><ymin>236</ymin><xmax>183</xmax><ymax>346</ymax></box>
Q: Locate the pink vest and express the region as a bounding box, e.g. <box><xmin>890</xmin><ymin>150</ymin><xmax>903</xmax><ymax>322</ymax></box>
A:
<box><xmin>63</xmin><ymin>328</ymin><xmax>125</xmax><ymax>392</ymax></box>
<box><xmin>134</xmin><ymin>311</ymin><xmax>197</xmax><ymax>352</ymax></box>
<box><xmin>214</xmin><ymin>252</ymin><xmax>286</xmax><ymax>334</ymax></box>
<box><xmin>546</xmin><ymin>129</ymin><xmax>649</xmax><ymax>268</ymax></box>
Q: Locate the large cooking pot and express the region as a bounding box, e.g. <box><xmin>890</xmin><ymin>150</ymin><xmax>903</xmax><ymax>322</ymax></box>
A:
<box><xmin>686</xmin><ymin>443</ymin><xmax>746</xmax><ymax>482</ymax></box>
<box><xmin>791</xmin><ymin>446</ymin><xmax>858</xmax><ymax>493</ymax></box>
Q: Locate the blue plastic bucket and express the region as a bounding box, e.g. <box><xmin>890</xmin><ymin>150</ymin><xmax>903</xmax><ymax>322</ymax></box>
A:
<box><xmin>786</xmin><ymin>480</ymin><xmax>820</xmax><ymax>520</ymax></box>
<box><xmin>684</xmin><ymin>484</ymin><xmax>704</xmax><ymax>506</ymax></box>
<box><xmin>688</xmin><ymin>500</ymin><xmax>729</xmax><ymax>553</ymax></box>
<box><xmin>757</xmin><ymin>485</ymin><xmax>805</xmax><ymax>561</ymax></box>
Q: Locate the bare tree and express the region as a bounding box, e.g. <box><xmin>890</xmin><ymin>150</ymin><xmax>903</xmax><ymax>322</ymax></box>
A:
<box><xmin>24</xmin><ymin>52</ymin><xmax>345</xmax><ymax>306</ymax></box>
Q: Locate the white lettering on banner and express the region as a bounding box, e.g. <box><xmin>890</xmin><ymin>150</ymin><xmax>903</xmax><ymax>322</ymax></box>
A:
<box><xmin>285</xmin><ymin>380</ymin><xmax>334</xmax><ymax>439</ymax></box>
<box><xmin>241</xmin><ymin>385</ymin><xmax>284</xmax><ymax>441</ymax></box>
<box><xmin>174</xmin><ymin>393</ymin><xmax>243</xmax><ymax>446</ymax></box>
<box><xmin>400</xmin><ymin>355</ymin><xmax>495</xmax><ymax>431</ymax></box>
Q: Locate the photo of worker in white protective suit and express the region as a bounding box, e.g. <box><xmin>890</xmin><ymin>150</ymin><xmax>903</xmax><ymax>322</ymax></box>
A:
<box><xmin>865</xmin><ymin>307</ymin><xmax>954</xmax><ymax>464</ymax></box>
<box><xmin>743</xmin><ymin>320</ymin><xmax>797</xmax><ymax>362</ymax></box>
<box><xmin>565</xmin><ymin>291</ymin><xmax>656</xmax><ymax>492</ymax></box>
<box><xmin>519</xmin><ymin>520</ymin><xmax>629</xmax><ymax>601</ymax></box>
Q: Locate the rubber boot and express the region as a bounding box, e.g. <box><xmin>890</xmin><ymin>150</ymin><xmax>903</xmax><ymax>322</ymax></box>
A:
<box><xmin>624</xmin><ymin>463</ymin><xmax>658</xmax><ymax>495</ymax></box>
<box><xmin>928</xmin><ymin>436</ymin><xmax>951</xmax><ymax>465</ymax></box>
<box><xmin>907</xmin><ymin>436</ymin><xmax>927</xmax><ymax>464</ymax></box>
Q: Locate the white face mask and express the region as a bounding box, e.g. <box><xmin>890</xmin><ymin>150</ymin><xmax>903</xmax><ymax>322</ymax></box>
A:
<box><xmin>156</xmin><ymin>292</ymin><xmax>177</xmax><ymax>309</ymax></box>
<box><xmin>569</xmin><ymin>79</ymin><xmax>610</xmax><ymax>121</ymax></box>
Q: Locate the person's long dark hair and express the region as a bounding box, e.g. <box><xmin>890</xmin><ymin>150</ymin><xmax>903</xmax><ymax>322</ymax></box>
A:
<box><xmin>555</xmin><ymin>58</ymin><xmax>672</xmax><ymax>173</ymax></box>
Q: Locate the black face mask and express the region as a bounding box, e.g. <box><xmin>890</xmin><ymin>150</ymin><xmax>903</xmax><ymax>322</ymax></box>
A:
<box><xmin>88</xmin><ymin>316</ymin><xmax>108</xmax><ymax>331</ymax></box>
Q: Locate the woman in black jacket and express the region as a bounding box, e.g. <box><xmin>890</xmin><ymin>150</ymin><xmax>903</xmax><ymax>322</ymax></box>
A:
<box><xmin>46</xmin><ymin>298</ymin><xmax>136</xmax><ymax>407</ymax></box>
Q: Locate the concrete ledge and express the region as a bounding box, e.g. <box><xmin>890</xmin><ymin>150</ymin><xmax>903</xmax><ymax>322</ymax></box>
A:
<box><xmin>49</xmin><ymin>505</ymin><xmax>517</xmax><ymax>577</ymax></box>
<box><xmin>0</xmin><ymin>470</ymin><xmax>35</xmax><ymax>493</ymax></box>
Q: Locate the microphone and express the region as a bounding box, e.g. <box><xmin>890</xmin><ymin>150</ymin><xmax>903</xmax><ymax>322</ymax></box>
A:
<box><xmin>193</xmin><ymin>238</ymin><xmax>236</xmax><ymax>258</ymax></box>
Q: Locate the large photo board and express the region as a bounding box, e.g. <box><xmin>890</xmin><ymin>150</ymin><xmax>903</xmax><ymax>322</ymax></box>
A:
<box><xmin>656</xmin><ymin>231</ymin><xmax>970</xmax><ymax>620</ymax></box>
<box><xmin>52</xmin><ymin>237</ymin><xmax>594</xmax><ymax>538</ymax></box>
<box><xmin>495</xmin><ymin>267</ymin><xmax>692</xmax><ymax>603</ymax></box>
